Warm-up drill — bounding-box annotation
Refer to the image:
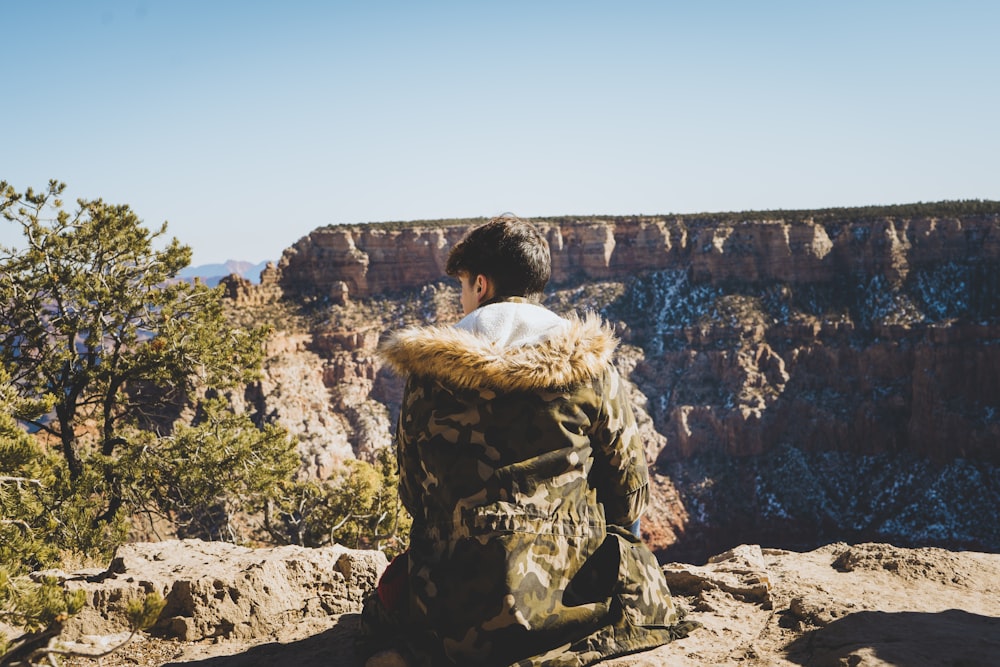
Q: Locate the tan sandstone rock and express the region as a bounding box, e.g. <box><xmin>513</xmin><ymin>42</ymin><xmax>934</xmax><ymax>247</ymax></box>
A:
<box><xmin>51</xmin><ymin>541</ymin><xmax>1000</xmax><ymax>667</ymax></box>
<box><xmin>59</xmin><ymin>540</ymin><xmax>387</xmax><ymax>643</ymax></box>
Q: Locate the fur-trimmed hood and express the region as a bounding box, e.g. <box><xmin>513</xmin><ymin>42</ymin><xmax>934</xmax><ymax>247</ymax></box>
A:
<box><xmin>378</xmin><ymin>301</ymin><xmax>618</xmax><ymax>393</ymax></box>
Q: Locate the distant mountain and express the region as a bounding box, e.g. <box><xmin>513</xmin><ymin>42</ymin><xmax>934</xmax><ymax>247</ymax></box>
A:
<box><xmin>177</xmin><ymin>260</ymin><xmax>272</xmax><ymax>287</ymax></box>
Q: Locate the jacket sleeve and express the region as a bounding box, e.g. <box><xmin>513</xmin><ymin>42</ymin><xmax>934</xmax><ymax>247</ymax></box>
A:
<box><xmin>588</xmin><ymin>366</ymin><xmax>650</xmax><ymax>527</ymax></box>
<box><xmin>394</xmin><ymin>376</ymin><xmax>424</xmax><ymax>518</ymax></box>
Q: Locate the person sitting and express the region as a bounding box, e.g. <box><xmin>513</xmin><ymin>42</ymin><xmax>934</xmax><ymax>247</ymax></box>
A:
<box><xmin>359</xmin><ymin>214</ymin><xmax>695</xmax><ymax>667</ymax></box>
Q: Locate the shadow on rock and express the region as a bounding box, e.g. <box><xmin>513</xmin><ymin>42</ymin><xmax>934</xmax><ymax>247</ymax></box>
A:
<box><xmin>784</xmin><ymin>609</ymin><xmax>1000</xmax><ymax>667</ymax></box>
<box><xmin>163</xmin><ymin>614</ymin><xmax>362</xmax><ymax>667</ymax></box>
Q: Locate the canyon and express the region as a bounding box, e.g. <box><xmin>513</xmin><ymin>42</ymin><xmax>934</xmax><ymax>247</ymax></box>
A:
<box><xmin>15</xmin><ymin>204</ymin><xmax>999</xmax><ymax>667</ymax></box>
<box><xmin>225</xmin><ymin>203</ymin><xmax>1000</xmax><ymax>563</ymax></box>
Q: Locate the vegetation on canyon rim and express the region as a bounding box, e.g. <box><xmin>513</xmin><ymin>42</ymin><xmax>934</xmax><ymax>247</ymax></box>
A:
<box><xmin>331</xmin><ymin>198</ymin><xmax>1000</xmax><ymax>234</ymax></box>
<box><xmin>0</xmin><ymin>181</ymin><xmax>406</xmax><ymax>662</ymax></box>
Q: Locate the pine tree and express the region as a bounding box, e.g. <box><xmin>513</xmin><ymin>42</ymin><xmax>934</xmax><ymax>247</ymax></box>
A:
<box><xmin>0</xmin><ymin>368</ymin><xmax>85</xmax><ymax>663</ymax></box>
<box><xmin>0</xmin><ymin>180</ymin><xmax>281</xmax><ymax>548</ymax></box>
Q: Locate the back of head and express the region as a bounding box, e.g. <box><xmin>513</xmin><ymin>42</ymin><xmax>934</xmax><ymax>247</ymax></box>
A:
<box><xmin>446</xmin><ymin>214</ymin><xmax>550</xmax><ymax>299</ymax></box>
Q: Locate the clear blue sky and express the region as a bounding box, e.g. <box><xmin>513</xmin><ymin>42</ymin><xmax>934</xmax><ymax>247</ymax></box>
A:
<box><xmin>3</xmin><ymin>1</ymin><xmax>998</xmax><ymax>265</ymax></box>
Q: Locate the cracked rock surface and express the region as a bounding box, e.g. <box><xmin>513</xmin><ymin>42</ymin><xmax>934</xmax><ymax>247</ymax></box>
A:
<box><xmin>56</xmin><ymin>540</ymin><xmax>1000</xmax><ymax>666</ymax></box>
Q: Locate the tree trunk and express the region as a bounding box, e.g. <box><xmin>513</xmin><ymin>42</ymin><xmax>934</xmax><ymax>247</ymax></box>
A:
<box><xmin>60</xmin><ymin>424</ymin><xmax>84</xmax><ymax>480</ymax></box>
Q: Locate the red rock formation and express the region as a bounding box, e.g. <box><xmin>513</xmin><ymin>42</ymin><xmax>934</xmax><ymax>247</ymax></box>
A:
<box><xmin>278</xmin><ymin>225</ymin><xmax>467</xmax><ymax>300</ymax></box>
<box><xmin>235</xmin><ymin>206</ymin><xmax>1000</xmax><ymax>560</ymax></box>
<box><xmin>634</xmin><ymin>320</ymin><xmax>1000</xmax><ymax>464</ymax></box>
<box><xmin>277</xmin><ymin>214</ymin><xmax>1000</xmax><ymax>298</ymax></box>
<box><xmin>220</xmin><ymin>262</ymin><xmax>284</xmax><ymax>306</ymax></box>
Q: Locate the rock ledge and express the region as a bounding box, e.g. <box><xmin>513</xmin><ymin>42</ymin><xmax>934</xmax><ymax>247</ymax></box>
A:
<box><xmin>59</xmin><ymin>539</ymin><xmax>387</xmax><ymax>642</ymax></box>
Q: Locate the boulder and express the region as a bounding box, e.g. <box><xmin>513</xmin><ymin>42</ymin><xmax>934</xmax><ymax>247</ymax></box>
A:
<box><xmin>59</xmin><ymin>539</ymin><xmax>387</xmax><ymax>642</ymax></box>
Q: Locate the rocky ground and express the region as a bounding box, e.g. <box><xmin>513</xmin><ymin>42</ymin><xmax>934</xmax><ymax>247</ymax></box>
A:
<box><xmin>43</xmin><ymin>540</ymin><xmax>1000</xmax><ymax>667</ymax></box>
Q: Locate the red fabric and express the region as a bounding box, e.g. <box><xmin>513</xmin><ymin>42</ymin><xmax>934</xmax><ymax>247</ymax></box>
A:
<box><xmin>376</xmin><ymin>550</ymin><xmax>409</xmax><ymax>612</ymax></box>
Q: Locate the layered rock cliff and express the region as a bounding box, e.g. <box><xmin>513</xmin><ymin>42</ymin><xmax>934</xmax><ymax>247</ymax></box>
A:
<box><xmin>277</xmin><ymin>208</ymin><xmax>1000</xmax><ymax>300</ymax></box>
<box><xmin>235</xmin><ymin>202</ymin><xmax>1000</xmax><ymax>562</ymax></box>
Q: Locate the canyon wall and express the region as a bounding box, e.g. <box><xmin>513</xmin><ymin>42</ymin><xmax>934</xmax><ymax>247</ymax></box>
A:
<box><xmin>277</xmin><ymin>213</ymin><xmax>1000</xmax><ymax>299</ymax></box>
<box><xmin>240</xmin><ymin>206</ymin><xmax>1000</xmax><ymax>561</ymax></box>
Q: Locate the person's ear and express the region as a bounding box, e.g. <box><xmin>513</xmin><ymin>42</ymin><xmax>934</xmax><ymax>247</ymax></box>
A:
<box><xmin>475</xmin><ymin>274</ymin><xmax>490</xmax><ymax>302</ymax></box>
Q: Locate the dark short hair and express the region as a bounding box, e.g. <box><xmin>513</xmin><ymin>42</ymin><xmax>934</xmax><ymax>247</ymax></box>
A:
<box><xmin>445</xmin><ymin>214</ymin><xmax>550</xmax><ymax>299</ymax></box>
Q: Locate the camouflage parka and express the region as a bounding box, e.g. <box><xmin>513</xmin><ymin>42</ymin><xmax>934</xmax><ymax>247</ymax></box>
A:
<box><xmin>363</xmin><ymin>299</ymin><xmax>686</xmax><ymax>666</ymax></box>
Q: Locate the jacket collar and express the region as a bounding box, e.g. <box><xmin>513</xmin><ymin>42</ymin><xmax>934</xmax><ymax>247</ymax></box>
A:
<box><xmin>378</xmin><ymin>302</ymin><xmax>617</xmax><ymax>392</ymax></box>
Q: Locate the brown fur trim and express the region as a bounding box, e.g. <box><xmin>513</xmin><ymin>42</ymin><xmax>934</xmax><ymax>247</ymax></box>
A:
<box><xmin>378</xmin><ymin>312</ymin><xmax>617</xmax><ymax>392</ymax></box>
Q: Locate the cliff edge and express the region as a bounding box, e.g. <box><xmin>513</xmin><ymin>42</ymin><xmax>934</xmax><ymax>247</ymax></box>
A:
<box><xmin>51</xmin><ymin>540</ymin><xmax>1000</xmax><ymax>667</ymax></box>
<box><xmin>275</xmin><ymin>207</ymin><xmax>1000</xmax><ymax>301</ymax></box>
